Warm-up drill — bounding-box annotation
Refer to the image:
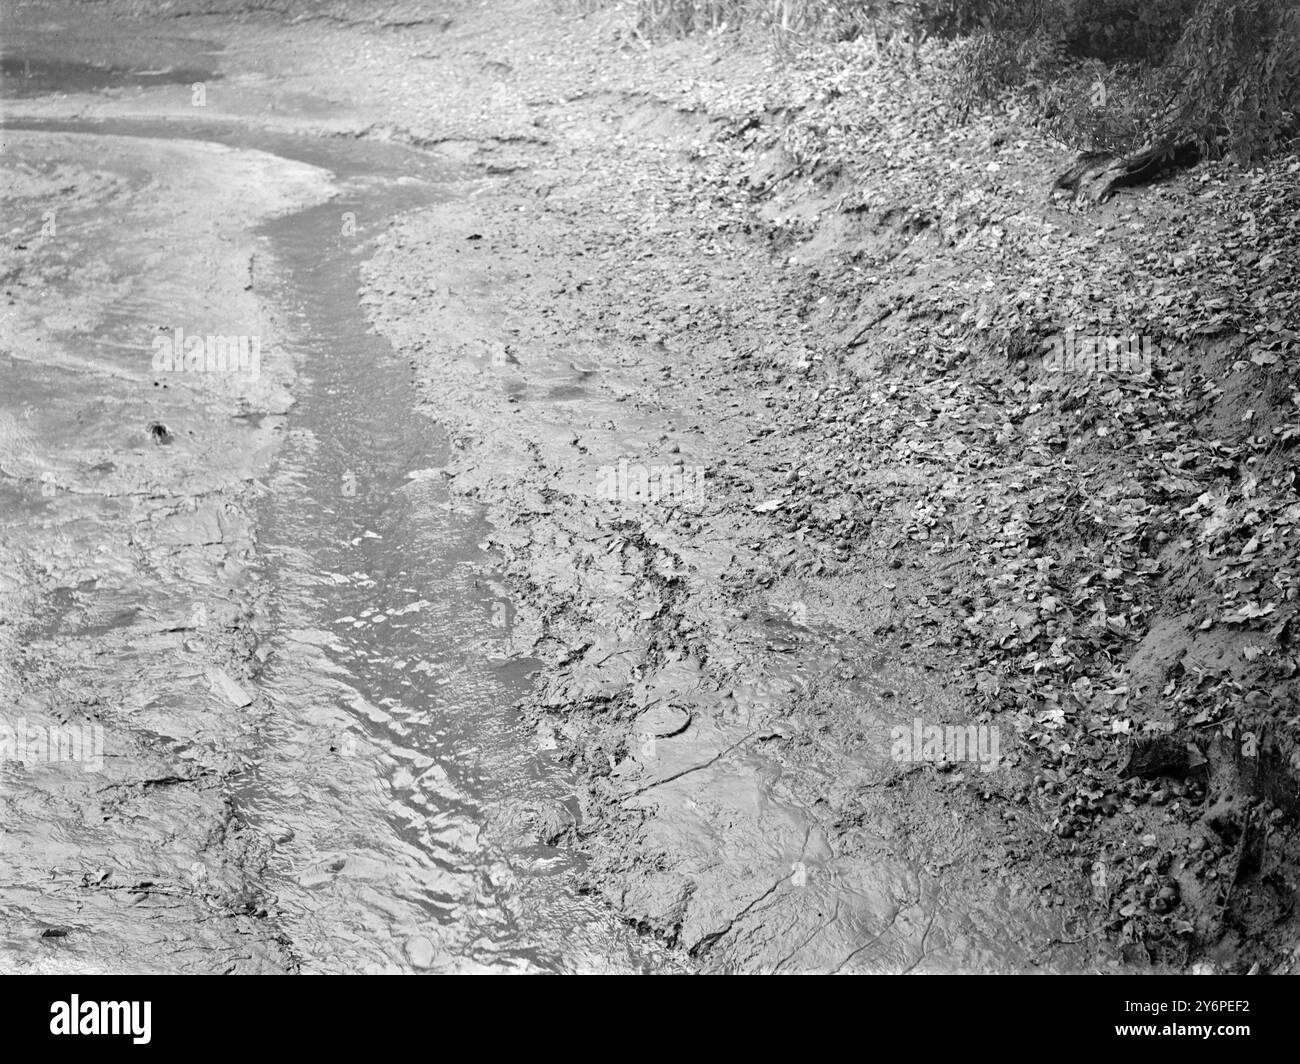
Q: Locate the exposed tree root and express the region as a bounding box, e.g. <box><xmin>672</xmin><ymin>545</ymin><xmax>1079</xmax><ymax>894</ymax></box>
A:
<box><xmin>1051</xmin><ymin>141</ymin><xmax>1202</xmax><ymax>203</ymax></box>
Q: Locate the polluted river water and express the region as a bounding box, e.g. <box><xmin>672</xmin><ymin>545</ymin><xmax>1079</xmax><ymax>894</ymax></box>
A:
<box><xmin>0</xmin><ymin>98</ymin><xmax>673</xmax><ymax>968</ymax></box>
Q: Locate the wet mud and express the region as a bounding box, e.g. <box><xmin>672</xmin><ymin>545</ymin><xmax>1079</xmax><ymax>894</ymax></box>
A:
<box><xmin>1</xmin><ymin>121</ymin><xmax>326</xmax><ymax>972</ymax></box>
<box><xmin>1</xmin><ymin>106</ymin><xmax>669</xmax><ymax>972</ymax></box>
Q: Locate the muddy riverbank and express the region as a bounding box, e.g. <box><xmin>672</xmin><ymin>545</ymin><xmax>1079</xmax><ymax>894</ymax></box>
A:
<box><xmin>4</xmin><ymin>0</ymin><xmax>1298</xmax><ymax>973</ymax></box>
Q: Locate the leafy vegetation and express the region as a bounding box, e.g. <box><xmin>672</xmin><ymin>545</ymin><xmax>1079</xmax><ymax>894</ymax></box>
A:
<box><xmin>615</xmin><ymin>0</ymin><xmax>1299</xmax><ymax>164</ymax></box>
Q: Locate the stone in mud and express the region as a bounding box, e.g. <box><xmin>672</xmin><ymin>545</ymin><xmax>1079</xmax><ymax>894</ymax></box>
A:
<box><xmin>404</xmin><ymin>935</ymin><xmax>436</xmax><ymax>970</ymax></box>
<box><xmin>637</xmin><ymin>703</ymin><xmax>691</xmax><ymax>739</ymax></box>
<box><xmin>205</xmin><ymin>666</ymin><xmax>253</xmax><ymax>708</ymax></box>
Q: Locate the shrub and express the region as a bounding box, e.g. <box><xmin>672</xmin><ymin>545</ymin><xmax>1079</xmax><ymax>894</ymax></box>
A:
<box><xmin>627</xmin><ymin>0</ymin><xmax>1299</xmax><ymax>165</ymax></box>
<box><xmin>951</xmin><ymin>0</ymin><xmax>1300</xmax><ymax>162</ymax></box>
